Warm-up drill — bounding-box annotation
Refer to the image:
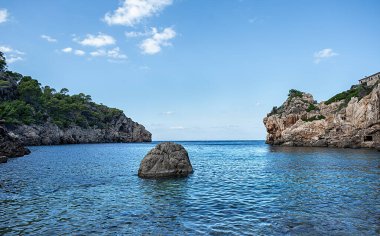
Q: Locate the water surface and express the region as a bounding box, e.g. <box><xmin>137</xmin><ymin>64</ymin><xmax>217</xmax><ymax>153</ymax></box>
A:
<box><xmin>1</xmin><ymin>141</ymin><xmax>379</xmax><ymax>235</ymax></box>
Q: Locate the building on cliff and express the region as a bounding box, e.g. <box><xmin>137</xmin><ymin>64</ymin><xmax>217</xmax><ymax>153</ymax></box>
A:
<box><xmin>359</xmin><ymin>72</ymin><xmax>380</xmax><ymax>86</ymax></box>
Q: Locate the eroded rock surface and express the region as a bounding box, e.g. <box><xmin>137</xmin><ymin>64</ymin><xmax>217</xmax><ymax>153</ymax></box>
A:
<box><xmin>138</xmin><ymin>142</ymin><xmax>193</xmax><ymax>178</ymax></box>
<box><xmin>0</xmin><ymin>126</ymin><xmax>30</xmax><ymax>158</ymax></box>
<box><xmin>7</xmin><ymin>114</ymin><xmax>151</xmax><ymax>146</ymax></box>
<box><xmin>264</xmin><ymin>83</ymin><xmax>380</xmax><ymax>149</ymax></box>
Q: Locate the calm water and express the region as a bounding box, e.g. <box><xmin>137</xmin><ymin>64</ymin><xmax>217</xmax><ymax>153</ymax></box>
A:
<box><xmin>0</xmin><ymin>141</ymin><xmax>379</xmax><ymax>235</ymax></box>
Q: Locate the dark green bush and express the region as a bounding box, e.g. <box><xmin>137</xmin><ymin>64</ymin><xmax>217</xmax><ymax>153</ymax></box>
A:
<box><xmin>302</xmin><ymin>115</ymin><xmax>326</xmax><ymax>122</ymax></box>
<box><xmin>306</xmin><ymin>103</ymin><xmax>317</xmax><ymax>112</ymax></box>
<box><xmin>288</xmin><ymin>89</ymin><xmax>303</xmax><ymax>98</ymax></box>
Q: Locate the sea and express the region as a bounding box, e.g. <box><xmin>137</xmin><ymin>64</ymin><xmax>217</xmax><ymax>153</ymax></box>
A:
<box><xmin>0</xmin><ymin>141</ymin><xmax>379</xmax><ymax>235</ymax></box>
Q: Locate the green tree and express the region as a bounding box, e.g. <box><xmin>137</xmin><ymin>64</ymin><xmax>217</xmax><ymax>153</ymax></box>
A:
<box><xmin>17</xmin><ymin>76</ymin><xmax>42</xmax><ymax>106</ymax></box>
<box><xmin>0</xmin><ymin>51</ymin><xmax>6</xmax><ymax>72</ymax></box>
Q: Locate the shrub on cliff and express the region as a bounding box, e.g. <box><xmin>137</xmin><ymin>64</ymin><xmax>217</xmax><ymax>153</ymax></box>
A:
<box><xmin>288</xmin><ymin>89</ymin><xmax>303</xmax><ymax>98</ymax></box>
<box><xmin>302</xmin><ymin>115</ymin><xmax>325</xmax><ymax>122</ymax></box>
<box><xmin>324</xmin><ymin>83</ymin><xmax>375</xmax><ymax>106</ymax></box>
<box><xmin>306</xmin><ymin>103</ymin><xmax>318</xmax><ymax>112</ymax></box>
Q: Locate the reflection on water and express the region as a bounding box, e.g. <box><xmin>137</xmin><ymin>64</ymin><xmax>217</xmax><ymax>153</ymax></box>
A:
<box><xmin>0</xmin><ymin>141</ymin><xmax>379</xmax><ymax>235</ymax></box>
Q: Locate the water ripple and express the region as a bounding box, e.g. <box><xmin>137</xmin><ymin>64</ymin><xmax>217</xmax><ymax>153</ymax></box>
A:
<box><xmin>0</xmin><ymin>141</ymin><xmax>379</xmax><ymax>235</ymax></box>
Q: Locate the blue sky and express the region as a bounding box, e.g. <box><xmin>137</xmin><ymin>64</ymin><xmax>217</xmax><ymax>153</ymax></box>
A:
<box><xmin>0</xmin><ymin>0</ymin><xmax>379</xmax><ymax>140</ymax></box>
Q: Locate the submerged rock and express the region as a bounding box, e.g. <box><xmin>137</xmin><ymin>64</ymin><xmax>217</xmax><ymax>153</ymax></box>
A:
<box><xmin>138</xmin><ymin>142</ymin><xmax>193</xmax><ymax>178</ymax></box>
<box><xmin>0</xmin><ymin>156</ymin><xmax>7</xmax><ymax>163</ymax></box>
<box><xmin>0</xmin><ymin>126</ymin><xmax>30</xmax><ymax>158</ymax></box>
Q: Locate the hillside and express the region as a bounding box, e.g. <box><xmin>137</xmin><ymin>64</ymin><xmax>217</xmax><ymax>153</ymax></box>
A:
<box><xmin>0</xmin><ymin>51</ymin><xmax>151</xmax><ymax>146</ymax></box>
<box><xmin>264</xmin><ymin>78</ymin><xmax>380</xmax><ymax>150</ymax></box>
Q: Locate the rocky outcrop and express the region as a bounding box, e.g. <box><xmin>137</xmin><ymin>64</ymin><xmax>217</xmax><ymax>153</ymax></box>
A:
<box><xmin>0</xmin><ymin>126</ymin><xmax>30</xmax><ymax>158</ymax></box>
<box><xmin>0</xmin><ymin>156</ymin><xmax>8</xmax><ymax>163</ymax></box>
<box><xmin>264</xmin><ymin>83</ymin><xmax>380</xmax><ymax>149</ymax></box>
<box><xmin>138</xmin><ymin>142</ymin><xmax>193</xmax><ymax>178</ymax></box>
<box><xmin>7</xmin><ymin>113</ymin><xmax>151</xmax><ymax>146</ymax></box>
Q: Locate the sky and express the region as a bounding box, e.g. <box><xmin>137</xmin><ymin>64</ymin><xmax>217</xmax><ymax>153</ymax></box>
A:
<box><xmin>0</xmin><ymin>0</ymin><xmax>379</xmax><ymax>141</ymax></box>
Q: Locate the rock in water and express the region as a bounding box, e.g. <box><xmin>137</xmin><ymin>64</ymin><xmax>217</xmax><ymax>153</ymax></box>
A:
<box><xmin>0</xmin><ymin>126</ymin><xmax>30</xmax><ymax>158</ymax></box>
<box><xmin>0</xmin><ymin>156</ymin><xmax>8</xmax><ymax>163</ymax></box>
<box><xmin>138</xmin><ymin>142</ymin><xmax>193</xmax><ymax>178</ymax></box>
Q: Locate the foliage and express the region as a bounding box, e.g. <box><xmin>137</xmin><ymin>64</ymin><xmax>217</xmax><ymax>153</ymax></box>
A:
<box><xmin>324</xmin><ymin>83</ymin><xmax>375</xmax><ymax>105</ymax></box>
<box><xmin>0</xmin><ymin>52</ymin><xmax>6</xmax><ymax>72</ymax></box>
<box><xmin>288</xmin><ymin>89</ymin><xmax>303</xmax><ymax>98</ymax></box>
<box><xmin>0</xmin><ymin>100</ymin><xmax>36</xmax><ymax>125</ymax></box>
<box><xmin>306</xmin><ymin>103</ymin><xmax>317</xmax><ymax>112</ymax></box>
<box><xmin>302</xmin><ymin>115</ymin><xmax>326</xmax><ymax>122</ymax></box>
<box><xmin>0</xmin><ymin>80</ymin><xmax>11</xmax><ymax>89</ymax></box>
<box><xmin>0</xmin><ymin>52</ymin><xmax>123</xmax><ymax>128</ymax></box>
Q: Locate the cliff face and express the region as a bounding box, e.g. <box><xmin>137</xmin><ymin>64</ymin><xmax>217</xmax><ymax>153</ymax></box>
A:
<box><xmin>0</xmin><ymin>125</ymin><xmax>30</xmax><ymax>157</ymax></box>
<box><xmin>0</xmin><ymin>53</ymin><xmax>152</xmax><ymax>147</ymax></box>
<box><xmin>263</xmin><ymin>83</ymin><xmax>380</xmax><ymax>149</ymax></box>
<box><xmin>7</xmin><ymin>113</ymin><xmax>151</xmax><ymax>146</ymax></box>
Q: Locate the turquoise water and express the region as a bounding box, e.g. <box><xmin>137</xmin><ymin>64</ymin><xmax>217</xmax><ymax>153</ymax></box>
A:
<box><xmin>0</xmin><ymin>141</ymin><xmax>379</xmax><ymax>235</ymax></box>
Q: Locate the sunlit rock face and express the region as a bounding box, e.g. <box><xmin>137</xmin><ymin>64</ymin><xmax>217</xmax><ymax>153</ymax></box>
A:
<box><xmin>138</xmin><ymin>142</ymin><xmax>193</xmax><ymax>178</ymax></box>
<box><xmin>8</xmin><ymin>113</ymin><xmax>151</xmax><ymax>146</ymax></box>
<box><xmin>264</xmin><ymin>83</ymin><xmax>380</xmax><ymax>149</ymax></box>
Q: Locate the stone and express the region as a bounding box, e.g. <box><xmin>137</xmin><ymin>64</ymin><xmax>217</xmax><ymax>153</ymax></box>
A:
<box><xmin>264</xmin><ymin>83</ymin><xmax>380</xmax><ymax>150</ymax></box>
<box><xmin>138</xmin><ymin>142</ymin><xmax>193</xmax><ymax>178</ymax></box>
<box><xmin>0</xmin><ymin>156</ymin><xmax>8</xmax><ymax>163</ymax></box>
<box><xmin>0</xmin><ymin>126</ymin><xmax>30</xmax><ymax>158</ymax></box>
<box><xmin>9</xmin><ymin>113</ymin><xmax>152</xmax><ymax>146</ymax></box>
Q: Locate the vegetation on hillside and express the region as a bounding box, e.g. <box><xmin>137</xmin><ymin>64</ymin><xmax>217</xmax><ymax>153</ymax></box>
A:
<box><xmin>324</xmin><ymin>83</ymin><xmax>377</xmax><ymax>106</ymax></box>
<box><xmin>0</xmin><ymin>51</ymin><xmax>123</xmax><ymax>128</ymax></box>
<box><xmin>288</xmin><ymin>89</ymin><xmax>303</xmax><ymax>99</ymax></box>
<box><xmin>306</xmin><ymin>103</ymin><xmax>318</xmax><ymax>112</ymax></box>
<box><xmin>302</xmin><ymin>115</ymin><xmax>325</xmax><ymax>122</ymax></box>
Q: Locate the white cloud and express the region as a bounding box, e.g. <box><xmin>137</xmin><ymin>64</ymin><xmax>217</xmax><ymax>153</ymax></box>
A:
<box><xmin>0</xmin><ymin>45</ymin><xmax>25</xmax><ymax>64</ymax></box>
<box><xmin>170</xmin><ymin>126</ymin><xmax>185</xmax><ymax>130</ymax></box>
<box><xmin>90</xmin><ymin>47</ymin><xmax>127</xmax><ymax>60</ymax></box>
<box><xmin>140</xmin><ymin>27</ymin><xmax>176</xmax><ymax>55</ymax></box>
<box><xmin>162</xmin><ymin>111</ymin><xmax>173</xmax><ymax>115</ymax></box>
<box><xmin>76</xmin><ymin>33</ymin><xmax>116</xmax><ymax>47</ymax></box>
<box><xmin>0</xmin><ymin>45</ymin><xmax>12</xmax><ymax>53</ymax></box>
<box><xmin>104</xmin><ymin>0</ymin><xmax>172</xmax><ymax>26</ymax></box>
<box><xmin>125</xmin><ymin>28</ymin><xmax>153</xmax><ymax>38</ymax></box>
<box><xmin>0</xmin><ymin>9</ymin><xmax>8</xmax><ymax>24</ymax></box>
<box><xmin>41</xmin><ymin>34</ymin><xmax>57</xmax><ymax>42</ymax></box>
<box><xmin>74</xmin><ymin>50</ymin><xmax>85</xmax><ymax>56</ymax></box>
<box><xmin>314</xmin><ymin>48</ymin><xmax>338</xmax><ymax>64</ymax></box>
<box><xmin>62</xmin><ymin>47</ymin><xmax>73</xmax><ymax>53</ymax></box>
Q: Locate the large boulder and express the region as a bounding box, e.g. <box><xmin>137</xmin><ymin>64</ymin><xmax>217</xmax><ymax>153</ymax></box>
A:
<box><xmin>138</xmin><ymin>142</ymin><xmax>193</xmax><ymax>178</ymax></box>
<box><xmin>0</xmin><ymin>126</ymin><xmax>30</xmax><ymax>157</ymax></box>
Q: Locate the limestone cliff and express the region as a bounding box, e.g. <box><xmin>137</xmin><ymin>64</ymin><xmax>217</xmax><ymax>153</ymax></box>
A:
<box><xmin>264</xmin><ymin>81</ymin><xmax>380</xmax><ymax>149</ymax></box>
<box><xmin>0</xmin><ymin>125</ymin><xmax>30</xmax><ymax>157</ymax></box>
<box><xmin>0</xmin><ymin>51</ymin><xmax>152</xmax><ymax>147</ymax></box>
<box><xmin>7</xmin><ymin>113</ymin><xmax>151</xmax><ymax>146</ymax></box>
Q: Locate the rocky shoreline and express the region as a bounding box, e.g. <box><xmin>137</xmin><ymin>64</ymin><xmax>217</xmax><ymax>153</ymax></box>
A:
<box><xmin>6</xmin><ymin>113</ymin><xmax>151</xmax><ymax>146</ymax></box>
<box><xmin>0</xmin><ymin>113</ymin><xmax>151</xmax><ymax>161</ymax></box>
<box><xmin>264</xmin><ymin>79</ymin><xmax>380</xmax><ymax>150</ymax></box>
<box><xmin>0</xmin><ymin>125</ymin><xmax>30</xmax><ymax>160</ymax></box>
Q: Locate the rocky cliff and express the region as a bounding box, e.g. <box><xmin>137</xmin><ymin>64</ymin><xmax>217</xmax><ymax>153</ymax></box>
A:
<box><xmin>7</xmin><ymin>114</ymin><xmax>151</xmax><ymax>146</ymax></box>
<box><xmin>0</xmin><ymin>51</ymin><xmax>151</xmax><ymax>147</ymax></box>
<box><xmin>264</xmin><ymin>81</ymin><xmax>380</xmax><ymax>149</ymax></box>
<box><xmin>0</xmin><ymin>125</ymin><xmax>30</xmax><ymax>158</ymax></box>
